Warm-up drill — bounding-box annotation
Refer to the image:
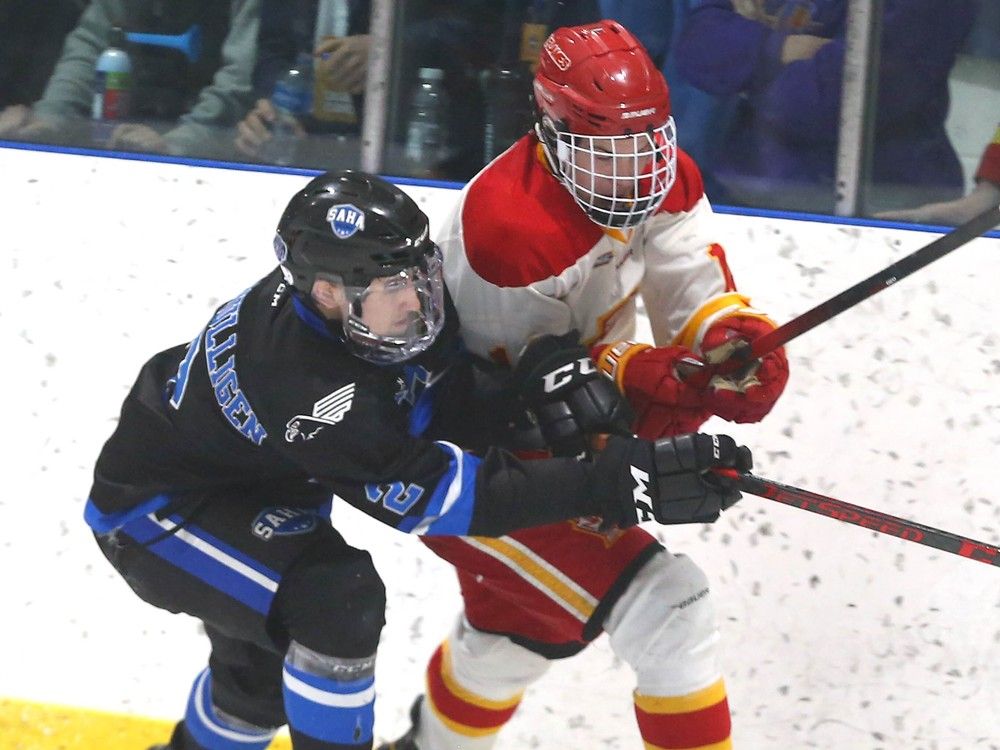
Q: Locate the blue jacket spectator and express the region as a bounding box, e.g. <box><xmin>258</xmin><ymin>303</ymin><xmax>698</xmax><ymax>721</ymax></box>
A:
<box><xmin>675</xmin><ymin>0</ymin><xmax>976</xmax><ymax>213</ymax></box>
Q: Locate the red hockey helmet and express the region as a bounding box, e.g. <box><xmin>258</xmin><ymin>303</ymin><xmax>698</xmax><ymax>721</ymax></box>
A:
<box><xmin>533</xmin><ymin>20</ymin><xmax>677</xmax><ymax>228</ymax></box>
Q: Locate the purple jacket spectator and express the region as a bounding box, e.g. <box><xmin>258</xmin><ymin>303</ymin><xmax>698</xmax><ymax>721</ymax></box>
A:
<box><xmin>675</xmin><ymin>0</ymin><xmax>976</xmax><ymax>212</ymax></box>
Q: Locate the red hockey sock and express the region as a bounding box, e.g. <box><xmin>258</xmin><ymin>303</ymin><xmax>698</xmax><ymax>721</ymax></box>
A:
<box><xmin>424</xmin><ymin>641</ymin><xmax>521</xmax><ymax>740</ymax></box>
<box><xmin>634</xmin><ymin>679</ymin><xmax>732</xmax><ymax>749</ymax></box>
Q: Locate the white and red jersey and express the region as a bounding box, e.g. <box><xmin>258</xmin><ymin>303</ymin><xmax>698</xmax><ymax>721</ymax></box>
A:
<box><xmin>419</xmin><ymin>131</ymin><xmax>752</xmax><ymax>655</ymax></box>
<box><xmin>439</xmin><ymin>133</ymin><xmax>750</xmax><ymax>365</ymax></box>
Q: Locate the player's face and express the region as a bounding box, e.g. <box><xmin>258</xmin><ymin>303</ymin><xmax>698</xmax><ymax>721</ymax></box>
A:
<box><xmin>568</xmin><ymin>135</ymin><xmax>653</xmax><ymax>204</ymax></box>
<box><xmin>551</xmin><ymin>118</ymin><xmax>677</xmax><ymax>229</ymax></box>
<box><xmin>358</xmin><ymin>272</ymin><xmax>422</xmax><ymax>337</ymax></box>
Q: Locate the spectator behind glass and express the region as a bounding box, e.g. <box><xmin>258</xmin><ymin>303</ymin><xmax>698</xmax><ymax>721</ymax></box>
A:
<box><xmin>237</xmin><ymin>0</ymin><xmax>507</xmax><ymax>178</ymax></box>
<box><xmin>234</xmin><ymin>0</ymin><xmax>372</xmax><ymax>166</ymax></box>
<box><xmin>0</xmin><ymin>1</ymin><xmax>87</xmax><ymax>109</ymax></box>
<box><xmin>877</xmin><ymin>123</ymin><xmax>1000</xmax><ymax>225</ymax></box>
<box><xmin>0</xmin><ymin>0</ymin><xmax>260</xmax><ymax>158</ymax></box>
<box><xmin>236</xmin><ymin>1</ymin><xmax>604</xmax><ymax>179</ymax></box>
<box><xmin>674</xmin><ymin>0</ymin><xmax>976</xmax><ymax>214</ymax></box>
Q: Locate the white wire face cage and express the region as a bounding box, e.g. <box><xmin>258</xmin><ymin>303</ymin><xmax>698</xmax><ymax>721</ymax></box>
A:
<box><xmin>550</xmin><ymin>117</ymin><xmax>678</xmax><ymax>229</ymax></box>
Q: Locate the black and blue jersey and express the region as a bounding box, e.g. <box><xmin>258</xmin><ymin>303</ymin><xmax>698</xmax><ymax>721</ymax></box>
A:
<box><xmin>85</xmin><ymin>267</ymin><xmax>600</xmax><ymax>539</ymax></box>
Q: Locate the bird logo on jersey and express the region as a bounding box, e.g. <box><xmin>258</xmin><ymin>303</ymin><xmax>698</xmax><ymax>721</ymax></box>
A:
<box><xmin>327</xmin><ymin>203</ymin><xmax>366</xmax><ymax>239</ymax></box>
<box><xmin>285</xmin><ymin>382</ymin><xmax>356</xmax><ymax>441</ymax></box>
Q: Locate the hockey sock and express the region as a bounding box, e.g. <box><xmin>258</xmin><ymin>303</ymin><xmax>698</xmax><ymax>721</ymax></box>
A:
<box><xmin>181</xmin><ymin>668</ymin><xmax>277</xmax><ymax>750</ymax></box>
<box><xmin>419</xmin><ymin>640</ymin><xmax>523</xmax><ymax>749</ymax></box>
<box><xmin>633</xmin><ymin>678</ymin><xmax>732</xmax><ymax>750</ymax></box>
<box><xmin>282</xmin><ymin>648</ymin><xmax>376</xmax><ymax>749</ymax></box>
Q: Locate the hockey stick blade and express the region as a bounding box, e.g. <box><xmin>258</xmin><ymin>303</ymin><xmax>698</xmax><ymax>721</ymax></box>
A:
<box><xmin>724</xmin><ymin>470</ymin><xmax>1000</xmax><ymax>567</ymax></box>
<box><xmin>748</xmin><ymin>203</ymin><xmax>1000</xmax><ymax>361</ymax></box>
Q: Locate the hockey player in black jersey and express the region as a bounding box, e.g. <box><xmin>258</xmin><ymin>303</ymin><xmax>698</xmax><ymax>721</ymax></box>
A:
<box><xmin>84</xmin><ymin>170</ymin><xmax>751</xmax><ymax>750</ymax></box>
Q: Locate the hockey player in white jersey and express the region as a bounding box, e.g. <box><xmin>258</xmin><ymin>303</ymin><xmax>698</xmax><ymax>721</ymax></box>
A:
<box><xmin>379</xmin><ymin>19</ymin><xmax>790</xmax><ymax>750</ymax></box>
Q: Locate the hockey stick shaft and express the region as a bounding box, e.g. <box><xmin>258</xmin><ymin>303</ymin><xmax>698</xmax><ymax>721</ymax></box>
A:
<box><xmin>748</xmin><ymin>203</ymin><xmax>1000</xmax><ymax>361</ymax></box>
<box><xmin>722</xmin><ymin>470</ymin><xmax>1000</xmax><ymax>567</ymax></box>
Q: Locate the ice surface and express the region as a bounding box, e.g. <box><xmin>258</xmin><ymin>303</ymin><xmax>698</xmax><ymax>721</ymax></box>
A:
<box><xmin>1</xmin><ymin>147</ymin><xmax>997</xmax><ymax>748</ymax></box>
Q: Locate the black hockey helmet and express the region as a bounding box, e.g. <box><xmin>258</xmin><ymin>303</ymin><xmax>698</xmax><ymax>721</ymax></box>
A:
<box><xmin>275</xmin><ymin>170</ymin><xmax>434</xmax><ymax>291</ymax></box>
<box><xmin>274</xmin><ymin>170</ymin><xmax>445</xmax><ymax>364</ymax></box>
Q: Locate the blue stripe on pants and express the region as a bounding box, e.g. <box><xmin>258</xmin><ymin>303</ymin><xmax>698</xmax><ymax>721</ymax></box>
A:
<box><xmin>120</xmin><ymin>513</ymin><xmax>280</xmax><ymax>615</ymax></box>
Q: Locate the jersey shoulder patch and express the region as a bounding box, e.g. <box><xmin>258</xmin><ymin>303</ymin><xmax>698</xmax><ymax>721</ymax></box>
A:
<box><xmin>460</xmin><ymin>137</ymin><xmax>604</xmax><ymax>288</ymax></box>
<box><xmin>658</xmin><ymin>148</ymin><xmax>706</xmax><ymax>215</ymax></box>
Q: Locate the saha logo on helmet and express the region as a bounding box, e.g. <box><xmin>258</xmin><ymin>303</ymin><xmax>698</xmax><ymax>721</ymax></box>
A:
<box><xmin>327</xmin><ymin>203</ymin><xmax>366</xmax><ymax>239</ymax></box>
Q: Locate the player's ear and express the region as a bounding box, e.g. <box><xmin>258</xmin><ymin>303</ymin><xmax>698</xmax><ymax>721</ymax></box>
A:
<box><xmin>311</xmin><ymin>278</ymin><xmax>347</xmax><ymax>319</ymax></box>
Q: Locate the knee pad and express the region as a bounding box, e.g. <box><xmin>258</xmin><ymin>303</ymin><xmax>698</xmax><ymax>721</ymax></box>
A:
<box><xmin>604</xmin><ymin>551</ymin><xmax>722</xmax><ymax>695</ymax></box>
<box><xmin>275</xmin><ymin>548</ymin><xmax>386</xmax><ymax>658</ymax></box>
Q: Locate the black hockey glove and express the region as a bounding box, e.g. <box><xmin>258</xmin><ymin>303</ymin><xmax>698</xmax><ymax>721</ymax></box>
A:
<box><xmin>512</xmin><ymin>330</ymin><xmax>634</xmax><ymax>458</ymax></box>
<box><xmin>592</xmin><ymin>433</ymin><xmax>752</xmax><ymax>528</ymax></box>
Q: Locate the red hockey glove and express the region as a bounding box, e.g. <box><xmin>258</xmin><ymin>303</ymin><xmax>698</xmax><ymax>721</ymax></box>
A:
<box><xmin>700</xmin><ymin>314</ymin><xmax>789</xmax><ymax>423</ymax></box>
<box><xmin>592</xmin><ymin>341</ymin><xmax>713</xmax><ymax>441</ymax></box>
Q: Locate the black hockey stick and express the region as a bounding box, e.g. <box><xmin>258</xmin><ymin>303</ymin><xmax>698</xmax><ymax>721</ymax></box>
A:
<box><xmin>746</xmin><ymin>203</ymin><xmax>1000</xmax><ymax>362</ymax></box>
<box><xmin>717</xmin><ymin>469</ymin><xmax>1000</xmax><ymax>567</ymax></box>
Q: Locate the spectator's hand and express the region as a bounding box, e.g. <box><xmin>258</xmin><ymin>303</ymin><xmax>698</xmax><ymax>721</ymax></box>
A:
<box><xmin>0</xmin><ymin>105</ymin><xmax>34</xmax><ymax>136</ymax></box>
<box><xmin>0</xmin><ymin>105</ymin><xmax>58</xmax><ymax>140</ymax></box>
<box><xmin>109</xmin><ymin>123</ymin><xmax>167</xmax><ymax>152</ymax></box>
<box><xmin>235</xmin><ymin>98</ymin><xmax>280</xmax><ymax>157</ymax></box>
<box><xmin>315</xmin><ymin>34</ymin><xmax>371</xmax><ymax>94</ymax></box>
<box><xmin>781</xmin><ymin>34</ymin><xmax>832</xmax><ymax>64</ymax></box>
<box><xmin>874</xmin><ymin>181</ymin><xmax>1000</xmax><ymax>226</ymax></box>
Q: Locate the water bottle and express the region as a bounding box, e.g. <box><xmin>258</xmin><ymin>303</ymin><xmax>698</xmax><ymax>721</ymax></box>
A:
<box><xmin>405</xmin><ymin>68</ymin><xmax>449</xmax><ymax>174</ymax></box>
<box><xmin>91</xmin><ymin>26</ymin><xmax>132</xmax><ymax>144</ymax></box>
<box><xmin>481</xmin><ymin>63</ymin><xmax>533</xmax><ymax>162</ymax></box>
<box><xmin>262</xmin><ymin>52</ymin><xmax>314</xmax><ymax>166</ymax></box>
